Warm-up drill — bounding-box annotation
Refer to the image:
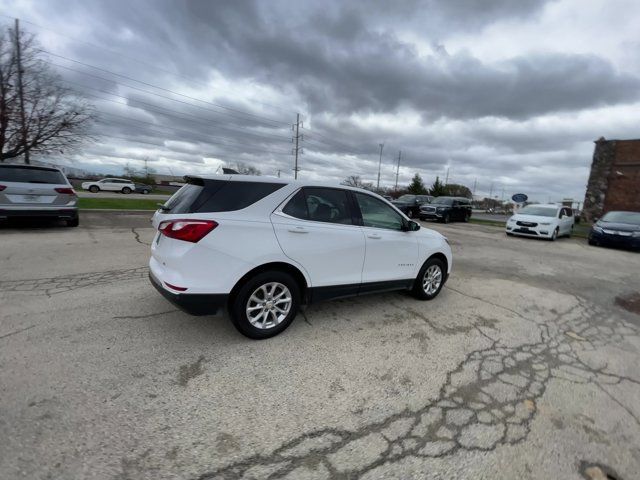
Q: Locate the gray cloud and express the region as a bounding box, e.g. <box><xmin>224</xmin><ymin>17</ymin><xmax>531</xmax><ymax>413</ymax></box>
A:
<box><xmin>3</xmin><ymin>0</ymin><xmax>639</xmax><ymax>202</ymax></box>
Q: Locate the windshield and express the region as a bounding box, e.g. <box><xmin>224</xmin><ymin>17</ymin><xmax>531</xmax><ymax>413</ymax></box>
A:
<box><xmin>431</xmin><ymin>197</ymin><xmax>453</xmax><ymax>206</ymax></box>
<box><xmin>518</xmin><ymin>206</ymin><xmax>558</xmax><ymax>217</ymax></box>
<box><xmin>0</xmin><ymin>166</ymin><xmax>66</xmax><ymax>184</ymax></box>
<box><xmin>601</xmin><ymin>211</ymin><xmax>640</xmax><ymax>225</ymax></box>
<box><xmin>396</xmin><ymin>195</ymin><xmax>416</xmax><ymax>202</ymax></box>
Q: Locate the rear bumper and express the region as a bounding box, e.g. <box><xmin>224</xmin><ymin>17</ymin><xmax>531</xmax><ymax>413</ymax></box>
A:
<box><xmin>149</xmin><ymin>272</ymin><xmax>227</xmax><ymax>316</ymax></box>
<box><xmin>0</xmin><ymin>207</ymin><xmax>78</xmax><ymax>219</ymax></box>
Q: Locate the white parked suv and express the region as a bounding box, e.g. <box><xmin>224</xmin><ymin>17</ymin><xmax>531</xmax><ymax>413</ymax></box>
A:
<box><xmin>506</xmin><ymin>204</ymin><xmax>575</xmax><ymax>240</ymax></box>
<box><xmin>149</xmin><ymin>175</ymin><xmax>453</xmax><ymax>339</ymax></box>
<box><xmin>81</xmin><ymin>178</ymin><xmax>135</xmax><ymax>194</ymax></box>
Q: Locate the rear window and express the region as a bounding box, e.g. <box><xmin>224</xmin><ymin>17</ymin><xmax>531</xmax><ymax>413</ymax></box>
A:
<box><xmin>162</xmin><ymin>179</ymin><xmax>284</xmax><ymax>214</ymax></box>
<box><xmin>0</xmin><ymin>166</ymin><xmax>66</xmax><ymax>184</ymax></box>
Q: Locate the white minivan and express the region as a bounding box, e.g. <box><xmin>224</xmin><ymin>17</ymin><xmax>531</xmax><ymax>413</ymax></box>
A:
<box><xmin>149</xmin><ymin>175</ymin><xmax>453</xmax><ymax>339</ymax></box>
<box><xmin>506</xmin><ymin>204</ymin><xmax>574</xmax><ymax>240</ymax></box>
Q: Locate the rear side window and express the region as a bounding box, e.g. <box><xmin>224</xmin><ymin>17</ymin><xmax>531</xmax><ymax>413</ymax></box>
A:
<box><xmin>283</xmin><ymin>187</ymin><xmax>354</xmax><ymax>225</ymax></box>
<box><xmin>0</xmin><ymin>166</ymin><xmax>66</xmax><ymax>184</ymax></box>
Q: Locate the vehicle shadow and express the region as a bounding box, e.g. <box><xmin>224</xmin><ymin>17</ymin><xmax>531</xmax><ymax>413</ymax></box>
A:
<box><xmin>0</xmin><ymin>217</ymin><xmax>70</xmax><ymax>231</ymax></box>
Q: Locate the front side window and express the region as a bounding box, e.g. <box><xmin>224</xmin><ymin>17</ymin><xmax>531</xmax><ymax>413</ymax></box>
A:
<box><xmin>283</xmin><ymin>188</ymin><xmax>353</xmax><ymax>225</ymax></box>
<box><xmin>355</xmin><ymin>192</ymin><xmax>404</xmax><ymax>231</ymax></box>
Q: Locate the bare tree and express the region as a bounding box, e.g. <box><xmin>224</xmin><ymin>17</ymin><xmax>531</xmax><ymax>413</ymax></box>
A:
<box><xmin>341</xmin><ymin>175</ymin><xmax>374</xmax><ymax>190</ymax></box>
<box><xmin>0</xmin><ymin>24</ymin><xmax>93</xmax><ymax>163</ymax></box>
<box><xmin>235</xmin><ymin>162</ymin><xmax>261</xmax><ymax>175</ymax></box>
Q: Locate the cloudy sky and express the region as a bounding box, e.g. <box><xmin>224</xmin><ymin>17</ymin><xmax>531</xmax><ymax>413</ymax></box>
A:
<box><xmin>2</xmin><ymin>0</ymin><xmax>639</xmax><ymax>201</ymax></box>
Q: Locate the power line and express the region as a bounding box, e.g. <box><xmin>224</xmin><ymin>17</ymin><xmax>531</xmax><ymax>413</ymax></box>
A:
<box><xmin>63</xmin><ymin>79</ymin><xmax>292</xmax><ymax>143</ymax></box>
<box><xmin>0</xmin><ymin>14</ymin><xmax>300</xmax><ymax>116</ymax></box>
<box><xmin>38</xmin><ymin>51</ymin><xmax>290</xmax><ymax>127</ymax></box>
<box><xmin>94</xmin><ymin>111</ymin><xmax>291</xmax><ymax>155</ymax></box>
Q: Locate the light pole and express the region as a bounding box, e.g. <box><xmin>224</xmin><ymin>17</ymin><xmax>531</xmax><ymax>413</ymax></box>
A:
<box><xmin>376</xmin><ymin>143</ymin><xmax>384</xmax><ymax>191</ymax></box>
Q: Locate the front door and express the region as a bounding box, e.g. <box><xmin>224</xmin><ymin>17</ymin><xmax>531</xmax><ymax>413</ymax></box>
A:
<box><xmin>271</xmin><ymin>187</ymin><xmax>365</xmax><ymax>287</ymax></box>
<box><xmin>353</xmin><ymin>192</ymin><xmax>419</xmax><ymax>284</ymax></box>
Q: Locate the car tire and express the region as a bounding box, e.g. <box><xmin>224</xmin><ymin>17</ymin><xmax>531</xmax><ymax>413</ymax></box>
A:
<box><xmin>442</xmin><ymin>213</ymin><xmax>450</xmax><ymax>224</ymax></box>
<box><xmin>142</xmin><ymin>189</ymin><xmax>150</xmax><ymax>194</ymax></box>
<box><xmin>411</xmin><ymin>257</ymin><xmax>446</xmax><ymax>301</ymax></box>
<box><xmin>550</xmin><ymin>227</ymin><xmax>559</xmax><ymax>241</ymax></box>
<box><xmin>407</xmin><ymin>210</ymin><xmax>414</xmax><ymax>219</ymax></box>
<box><xmin>122</xmin><ymin>187</ymin><xmax>132</xmax><ymax>194</ymax></box>
<box><xmin>463</xmin><ymin>213</ymin><xmax>470</xmax><ymax>222</ymax></box>
<box><xmin>89</xmin><ymin>185</ymin><xmax>99</xmax><ymax>193</ymax></box>
<box><xmin>66</xmin><ymin>216</ymin><xmax>79</xmax><ymax>227</ymax></box>
<box><xmin>588</xmin><ymin>239</ymin><xmax>597</xmax><ymax>246</ymax></box>
<box><xmin>506</xmin><ymin>232</ymin><xmax>513</xmax><ymax>236</ymax></box>
<box><xmin>230</xmin><ymin>271</ymin><xmax>300</xmax><ymax>339</ymax></box>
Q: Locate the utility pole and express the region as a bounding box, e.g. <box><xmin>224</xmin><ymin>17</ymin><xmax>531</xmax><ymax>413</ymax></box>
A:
<box><xmin>277</xmin><ymin>169</ymin><xmax>281</xmax><ymax>178</ymax></box>
<box><xmin>489</xmin><ymin>183</ymin><xmax>494</xmax><ymax>199</ymax></box>
<box><xmin>292</xmin><ymin>113</ymin><xmax>303</xmax><ymax>179</ymax></box>
<box><xmin>394</xmin><ymin>150</ymin><xmax>401</xmax><ymax>190</ymax></box>
<box><xmin>376</xmin><ymin>143</ymin><xmax>384</xmax><ymax>191</ymax></box>
<box><xmin>15</xmin><ymin>18</ymin><xmax>29</xmax><ymax>164</ymax></box>
<box><xmin>472</xmin><ymin>178</ymin><xmax>477</xmax><ymax>196</ymax></box>
<box><xmin>445</xmin><ymin>167</ymin><xmax>450</xmax><ymax>185</ymax></box>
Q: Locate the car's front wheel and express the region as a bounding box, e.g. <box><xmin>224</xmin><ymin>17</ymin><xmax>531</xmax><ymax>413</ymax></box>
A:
<box><xmin>550</xmin><ymin>227</ymin><xmax>559</xmax><ymax>241</ymax></box>
<box><xmin>412</xmin><ymin>257</ymin><xmax>446</xmax><ymax>300</ymax></box>
<box><xmin>442</xmin><ymin>213</ymin><xmax>450</xmax><ymax>224</ymax></box>
<box><xmin>407</xmin><ymin>209</ymin><xmax>414</xmax><ymax>219</ymax></box>
<box><xmin>230</xmin><ymin>271</ymin><xmax>300</xmax><ymax>339</ymax></box>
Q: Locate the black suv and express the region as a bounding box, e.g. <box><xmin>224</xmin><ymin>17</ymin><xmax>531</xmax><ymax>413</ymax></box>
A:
<box><xmin>391</xmin><ymin>194</ymin><xmax>433</xmax><ymax>218</ymax></box>
<box><xmin>419</xmin><ymin>196</ymin><xmax>472</xmax><ymax>223</ymax></box>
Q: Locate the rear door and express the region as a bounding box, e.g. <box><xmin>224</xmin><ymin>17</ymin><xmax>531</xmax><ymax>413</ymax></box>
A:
<box><xmin>353</xmin><ymin>192</ymin><xmax>419</xmax><ymax>283</ymax></box>
<box><xmin>271</xmin><ymin>187</ymin><xmax>365</xmax><ymax>287</ymax></box>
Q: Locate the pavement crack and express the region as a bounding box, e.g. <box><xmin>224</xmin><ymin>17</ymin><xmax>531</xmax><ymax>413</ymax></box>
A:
<box><xmin>191</xmin><ymin>295</ymin><xmax>640</xmax><ymax>480</ymax></box>
<box><xmin>131</xmin><ymin>227</ymin><xmax>152</xmax><ymax>246</ymax></box>
<box><xmin>0</xmin><ymin>324</ymin><xmax>36</xmax><ymax>340</ymax></box>
<box><xmin>113</xmin><ymin>310</ymin><xmax>178</xmax><ymax>320</ymax></box>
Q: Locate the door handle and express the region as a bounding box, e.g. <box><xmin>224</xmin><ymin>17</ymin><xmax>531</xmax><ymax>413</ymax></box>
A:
<box><xmin>367</xmin><ymin>234</ymin><xmax>382</xmax><ymax>239</ymax></box>
<box><xmin>288</xmin><ymin>227</ymin><xmax>308</xmax><ymax>234</ymax></box>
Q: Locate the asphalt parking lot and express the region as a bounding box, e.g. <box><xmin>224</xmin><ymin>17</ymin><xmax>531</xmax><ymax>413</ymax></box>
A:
<box><xmin>1</xmin><ymin>213</ymin><xmax>639</xmax><ymax>480</ymax></box>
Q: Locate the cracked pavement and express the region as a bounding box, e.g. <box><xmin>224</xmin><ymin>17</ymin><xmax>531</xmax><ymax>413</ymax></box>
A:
<box><xmin>1</xmin><ymin>212</ymin><xmax>639</xmax><ymax>479</ymax></box>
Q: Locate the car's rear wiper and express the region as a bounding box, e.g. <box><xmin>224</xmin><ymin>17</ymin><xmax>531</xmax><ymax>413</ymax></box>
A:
<box><xmin>157</xmin><ymin>203</ymin><xmax>171</xmax><ymax>211</ymax></box>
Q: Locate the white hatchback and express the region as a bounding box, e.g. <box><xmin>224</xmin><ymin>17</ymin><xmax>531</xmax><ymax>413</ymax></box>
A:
<box><xmin>149</xmin><ymin>175</ymin><xmax>453</xmax><ymax>339</ymax></box>
<box><xmin>506</xmin><ymin>204</ymin><xmax>575</xmax><ymax>240</ymax></box>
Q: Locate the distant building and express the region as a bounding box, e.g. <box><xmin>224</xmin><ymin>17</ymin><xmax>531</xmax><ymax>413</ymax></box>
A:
<box><xmin>582</xmin><ymin>138</ymin><xmax>640</xmax><ymax>222</ymax></box>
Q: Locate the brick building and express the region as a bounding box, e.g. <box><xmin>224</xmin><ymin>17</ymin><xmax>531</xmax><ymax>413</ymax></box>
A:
<box><xmin>582</xmin><ymin>138</ymin><xmax>640</xmax><ymax>222</ymax></box>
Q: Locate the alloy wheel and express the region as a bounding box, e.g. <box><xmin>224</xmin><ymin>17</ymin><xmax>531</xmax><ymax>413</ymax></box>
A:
<box><xmin>246</xmin><ymin>282</ymin><xmax>292</xmax><ymax>329</ymax></box>
<box><xmin>422</xmin><ymin>265</ymin><xmax>443</xmax><ymax>295</ymax></box>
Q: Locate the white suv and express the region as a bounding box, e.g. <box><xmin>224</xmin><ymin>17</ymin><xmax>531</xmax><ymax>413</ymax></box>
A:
<box><xmin>149</xmin><ymin>175</ymin><xmax>453</xmax><ymax>339</ymax></box>
<box><xmin>81</xmin><ymin>178</ymin><xmax>136</xmax><ymax>194</ymax></box>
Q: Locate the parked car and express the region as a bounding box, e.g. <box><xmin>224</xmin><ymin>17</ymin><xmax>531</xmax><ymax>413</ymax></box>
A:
<box><xmin>149</xmin><ymin>176</ymin><xmax>452</xmax><ymax>339</ymax></box>
<box><xmin>391</xmin><ymin>194</ymin><xmax>433</xmax><ymax>218</ymax></box>
<box><xmin>135</xmin><ymin>183</ymin><xmax>153</xmax><ymax>194</ymax></box>
<box><xmin>0</xmin><ymin>164</ymin><xmax>79</xmax><ymax>226</ymax></box>
<box><xmin>506</xmin><ymin>204</ymin><xmax>574</xmax><ymax>240</ymax></box>
<box><xmin>420</xmin><ymin>196</ymin><xmax>472</xmax><ymax>223</ymax></box>
<box><xmin>588</xmin><ymin>211</ymin><xmax>640</xmax><ymax>250</ymax></box>
<box><xmin>81</xmin><ymin>178</ymin><xmax>135</xmax><ymax>194</ymax></box>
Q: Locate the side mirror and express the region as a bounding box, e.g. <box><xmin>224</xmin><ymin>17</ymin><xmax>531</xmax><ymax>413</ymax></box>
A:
<box><xmin>404</xmin><ymin>220</ymin><xmax>420</xmax><ymax>232</ymax></box>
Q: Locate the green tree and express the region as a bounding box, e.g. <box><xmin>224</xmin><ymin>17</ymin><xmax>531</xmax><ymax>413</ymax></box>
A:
<box><xmin>407</xmin><ymin>173</ymin><xmax>427</xmax><ymax>195</ymax></box>
<box><xmin>443</xmin><ymin>183</ymin><xmax>472</xmax><ymax>198</ymax></box>
<box><xmin>429</xmin><ymin>176</ymin><xmax>447</xmax><ymax>196</ymax></box>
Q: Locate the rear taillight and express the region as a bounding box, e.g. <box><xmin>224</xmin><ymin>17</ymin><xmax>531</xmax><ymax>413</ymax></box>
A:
<box><xmin>55</xmin><ymin>187</ymin><xmax>76</xmax><ymax>195</ymax></box>
<box><xmin>158</xmin><ymin>219</ymin><xmax>218</xmax><ymax>243</ymax></box>
<box><xmin>0</xmin><ymin>185</ymin><xmax>6</xmax><ymax>191</ymax></box>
